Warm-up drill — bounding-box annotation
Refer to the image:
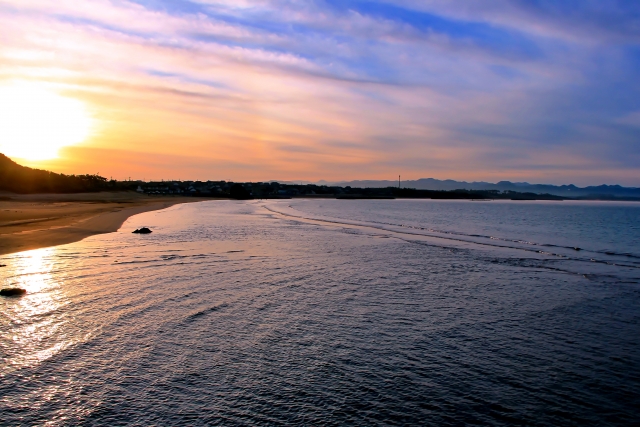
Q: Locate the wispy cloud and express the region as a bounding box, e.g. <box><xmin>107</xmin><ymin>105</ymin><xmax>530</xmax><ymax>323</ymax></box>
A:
<box><xmin>0</xmin><ymin>0</ymin><xmax>638</xmax><ymax>184</ymax></box>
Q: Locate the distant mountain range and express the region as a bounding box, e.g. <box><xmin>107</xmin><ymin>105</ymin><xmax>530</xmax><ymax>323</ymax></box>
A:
<box><xmin>323</xmin><ymin>178</ymin><xmax>640</xmax><ymax>199</ymax></box>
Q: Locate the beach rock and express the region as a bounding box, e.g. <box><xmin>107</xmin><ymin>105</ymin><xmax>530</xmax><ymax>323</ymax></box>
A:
<box><xmin>0</xmin><ymin>288</ymin><xmax>27</xmax><ymax>297</ymax></box>
<box><xmin>133</xmin><ymin>227</ymin><xmax>152</xmax><ymax>234</ymax></box>
<box><xmin>0</xmin><ymin>264</ymin><xmax>6</xmax><ymax>267</ymax></box>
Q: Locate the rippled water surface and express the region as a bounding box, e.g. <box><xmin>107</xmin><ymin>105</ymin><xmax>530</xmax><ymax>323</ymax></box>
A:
<box><xmin>1</xmin><ymin>199</ymin><xmax>639</xmax><ymax>426</ymax></box>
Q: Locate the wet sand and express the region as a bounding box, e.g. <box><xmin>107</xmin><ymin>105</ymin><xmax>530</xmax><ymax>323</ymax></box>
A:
<box><xmin>0</xmin><ymin>192</ymin><xmax>206</xmax><ymax>256</ymax></box>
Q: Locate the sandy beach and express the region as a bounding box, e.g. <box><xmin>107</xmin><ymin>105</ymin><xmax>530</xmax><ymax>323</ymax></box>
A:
<box><xmin>0</xmin><ymin>192</ymin><xmax>204</xmax><ymax>256</ymax></box>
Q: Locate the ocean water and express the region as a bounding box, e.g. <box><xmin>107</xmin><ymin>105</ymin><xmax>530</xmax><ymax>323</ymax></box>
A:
<box><xmin>1</xmin><ymin>199</ymin><xmax>639</xmax><ymax>426</ymax></box>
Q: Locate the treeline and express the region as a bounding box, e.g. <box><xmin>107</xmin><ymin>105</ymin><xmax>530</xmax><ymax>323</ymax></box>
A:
<box><xmin>0</xmin><ymin>153</ymin><xmax>136</xmax><ymax>193</ymax></box>
<box><xmin>181</xmin><ymin>181</ymin><xmax>564</xmax><ymax>200</ymax></box>
<box><xmin>242</xmin><ymin>181</ymin><xmax>562</xmax><ymax>200</ymax></box>
<box><xmin>0</xmin><ymin>153</ymin><xmax>568</xmax><ymax>200</ymax></box>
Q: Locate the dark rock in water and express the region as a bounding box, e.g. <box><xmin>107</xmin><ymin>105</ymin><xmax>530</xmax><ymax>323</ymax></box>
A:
<box><xmin>573</xmin><ymin>247</ymin><xmax>581</xmax><ymax>251</ymax></box>
<box><xmin>133</xmin><ymin>227</ymin><xmax>152</xmax><ymax>234</ymax></box>
<box><xmin>0</xmin><ymin>288</ymin><xmax>27</xmax><ymax>297</ymax></box>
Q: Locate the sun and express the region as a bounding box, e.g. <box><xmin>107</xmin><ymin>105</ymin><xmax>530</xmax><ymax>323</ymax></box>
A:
<box><xmin>0</xmin><ymin>82</ymin><xmax>93</xmax><ymax>161</ymax></box>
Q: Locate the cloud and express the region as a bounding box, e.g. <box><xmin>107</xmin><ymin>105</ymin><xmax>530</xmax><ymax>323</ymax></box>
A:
<box><xmin>0</xmin><ymin>0</ymin><xmax>638</xmax><ymax>185</ymax></box>
<box><xmin>376</xmin><ymin>0</ymin><xmax>640</xmax><ymax>44</ymax></box>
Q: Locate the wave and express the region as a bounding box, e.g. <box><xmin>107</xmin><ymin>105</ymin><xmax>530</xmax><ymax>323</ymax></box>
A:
<box><xmin>185</xmin><ymin>303</ymin><xmax>229</xmax><ymax>322</ymax></box>
<box><xmin>262</xmin><ymin>204</ymin><xmax>640</xmax><ymax>274</ymax></box>
<box><xmin>290</xmin><ymin>209</ymin><xmax>640</xmax><ymax>262</ymax></box>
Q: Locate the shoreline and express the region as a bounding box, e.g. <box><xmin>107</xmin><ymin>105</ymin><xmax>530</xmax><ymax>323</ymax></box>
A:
<box><xmin>0</xmin><ymin>193</ymin><xmax>208</xmax><ymax>256</ymax></box>
<box><xmin>4</xmin><ymin>194</ymin><xmax>634</xmax><ymax>258</ymax></box>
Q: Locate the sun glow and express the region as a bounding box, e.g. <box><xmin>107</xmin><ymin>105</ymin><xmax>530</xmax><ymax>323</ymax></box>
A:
<box><xmin>0</xmin><ymin>82</ymin><xmax>93</xmax><ymax>161</ymax></box>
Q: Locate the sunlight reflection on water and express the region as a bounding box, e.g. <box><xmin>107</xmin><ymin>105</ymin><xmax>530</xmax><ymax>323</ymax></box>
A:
<box><xmin>0</xmin><ymin>247</ymin><xmax>78</xmax><ymax>376</ymax></box>
<box><xmin>10</xmin><ymin>247</ymin><xmax>56</xmax><ymax>292</ymax></box>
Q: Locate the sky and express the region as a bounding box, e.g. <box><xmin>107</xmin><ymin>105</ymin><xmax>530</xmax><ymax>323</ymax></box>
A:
<box><xmin>0</xmin><ymin>0</ymin><xmax>639</xmax><ymax>185</ymax></box>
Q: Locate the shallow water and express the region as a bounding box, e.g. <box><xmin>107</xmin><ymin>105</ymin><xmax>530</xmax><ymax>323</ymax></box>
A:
<box><xmin>1</xmin><ymin>199</ymin><xmax>639</xmax><ymax>426</ymax></box>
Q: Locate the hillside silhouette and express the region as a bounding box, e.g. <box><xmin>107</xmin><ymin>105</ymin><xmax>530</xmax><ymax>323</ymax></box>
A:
<box><xmin>0</xmin><ymin>153</ymin><xmax>109</xmax><ymax>193</ymax></box>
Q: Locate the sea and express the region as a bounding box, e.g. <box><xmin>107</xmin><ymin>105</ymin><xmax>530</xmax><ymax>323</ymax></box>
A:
<box><xmin>1</xmin><ymin>199</ymin><xmax>639</xmax><ymax>426</ymax></box>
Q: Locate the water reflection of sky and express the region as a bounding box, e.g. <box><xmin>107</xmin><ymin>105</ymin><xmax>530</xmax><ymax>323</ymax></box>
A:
<box><xmin>0</xmin><ymin>247</ymin><xmax>74</xmax><ymax>375</ymax></box>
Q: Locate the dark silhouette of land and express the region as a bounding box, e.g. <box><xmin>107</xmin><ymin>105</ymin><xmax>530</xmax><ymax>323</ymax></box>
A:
<box><xmin>2</xmin><ymin>153</ymin><xmax>637</xmax><ymax>201</ymax></box>
<box><xmin>0</xmin><ymin>153</ymin><xmax>117</xmax><ymax>193</ymax></box>
<box><xmin>331</xmin><ymin>178</ymin><xmax>640</xmax><ymax>200</ymax></box>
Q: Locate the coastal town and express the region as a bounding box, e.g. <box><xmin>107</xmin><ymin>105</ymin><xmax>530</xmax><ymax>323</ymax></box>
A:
<box><xmin>133</xmin><ymin>180</ymin><xmax>567</xmax><ymax>200</ymax></box>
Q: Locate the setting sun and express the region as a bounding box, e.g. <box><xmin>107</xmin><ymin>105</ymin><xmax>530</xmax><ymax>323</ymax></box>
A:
<box><xmin>0</xmin><ymin>82</ymin><xmax>93</xmax><ymax>161</ymax></box>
